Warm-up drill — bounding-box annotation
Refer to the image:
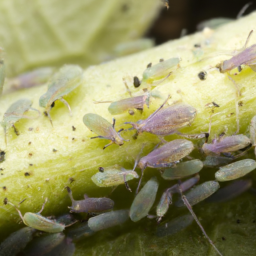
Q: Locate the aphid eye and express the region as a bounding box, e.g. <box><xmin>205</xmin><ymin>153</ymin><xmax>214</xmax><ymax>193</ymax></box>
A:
<box><xmin>3</xmin><ymin>197</ymin><xmax>8</xmax><ymax>204</ymax></box>
<box><xmin>133</xmin><ymin>76</ymin><xmax>141</xmax><ymax>88</ymax></box>
<box><xmin>51</xmin><ymin>102</ymin><xmax>55</xmax><ymax>108</ymax></box>
<box><xmin>198</xmin><ymin>71</ymin><xmax>207</xmax><ymax>80</ymax></box>
<box><xmin>147</xmin><ymin>63</ymin><xmax>152</xmax><ymax>68</ymax></box>
<box><xmin>194</xmin><ymin>44</ymin><xmax>201</xmax><ymax>48</ymax></box>
<box><xmin>24</xmin><ymin>172</ymin><xmax>30</xmax><ymax>176</ymax></box>
<box><xmin>98</xmin><ymin>167</ymin><xmax>104</xmax><ymax>172</ymax></box>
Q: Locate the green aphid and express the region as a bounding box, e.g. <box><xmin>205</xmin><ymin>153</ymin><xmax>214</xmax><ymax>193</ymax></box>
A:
<box><xmin>88</xmin><ymin>210</ymin><xmax>129</xmax><ymax>232</ymax></box>
<box><xmin>142</xmin><ymin>57</ymin><xmax>180</xmax><ymax>85</ymax></box>
<box><xmin>162</xmin><ymin>160</ymin><xmax>203</xmax><ymax>180</ymax></box>
<box><xmin>1</xmin><ymin>98</ymin><xmax>40</xmax><ymax>144</ymax></box>
<box><xmin>130</xmin><ymin>177</ymin><xmax>159</xmax><ymax>222</ymax></box>
<box><xmin>39</xmin><ymin>65</ymin><xmax>83</xmax><ymax>125</ymax></box>
<box><xmin>215</xmin><ymin>159</ymin><xmax>256</xmax><ymax>182</ymax></box>
<box><xmin>0</xmin><ymin>227</ymin><xmax>36</xmax><ymax>256</ymax></box>
<box><xmin>91</xmin><ymin>164</ymin><xmax>139</xmax><ymax>192</ymax></box>
<box><xmin>176</xmin><ymin>181</ymin><xmax>220</xmax><ymax>207</ymax></box>
<box><xmin>156</xmin><ymin>189</ymin><xmax>172</xmax><ymax>223</ymax></box>
<box><xmin>9</xmin><ymin>198</ymin><xmax>65</xmax><ymax>233</ymax></box>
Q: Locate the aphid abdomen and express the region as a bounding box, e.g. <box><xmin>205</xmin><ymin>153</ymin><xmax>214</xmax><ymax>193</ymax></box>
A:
<box><xmin>156</xmin><ymin>190</ymin><xmax>172</xmax><ymax>220</ymax></box>
<box><xmin>83</xmin><ymin>198</ymin><xmax>114</xmax><ymax>213</ymax></box>
<box><xmin>23</xmin><ymin>212</ymin><xmax>65</xmax><ymax>233</ymax></box>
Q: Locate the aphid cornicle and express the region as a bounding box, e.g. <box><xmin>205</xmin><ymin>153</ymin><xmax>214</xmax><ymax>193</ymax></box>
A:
<box><xmin>1</xmin><ymin>99</ymin><xmax>40</xmax><ymax>144</ymax></box>
<box><xmin>215</xmin><ymin>159</ymin><xmax>256</xmax><ymax>182</ymax></box>
<box><xmin>9</xmin><ymin>198</ymin><xmax>65</xmax><ymax>233</ymax></box>
<box><xmin>39</xmin><ymin>65</ymin><xmax>83</xmax><ymax>125</ymax></box>
<box><xmin>142</xmin><ymin>57</ymin><xmax>180</xmax><ymax>85</ymax></box>
<box><xmin>66</xmin><ymin>186</ymin><xmax>114</xmax><ymax>214</ymax></box>
<box><xmin>130</xmin><ymin>177</ymin><xmax>159</xmax><ymax>222</ymax></box>
<box><xmin>125</xmin><ymin>96</ymin><xmax>197</xmax><ymax>137</ymax></box>
<box><xmin>83</xmin><ymin>113</ymin><xmax>127</xmax><ymax>149</ymax></box>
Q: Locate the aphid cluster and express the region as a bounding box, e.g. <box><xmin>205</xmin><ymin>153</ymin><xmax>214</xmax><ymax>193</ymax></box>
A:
<box><xmin>2</xmin><ymin>28</ymin><xmax>256</xmax><ymax>256</ymax></box>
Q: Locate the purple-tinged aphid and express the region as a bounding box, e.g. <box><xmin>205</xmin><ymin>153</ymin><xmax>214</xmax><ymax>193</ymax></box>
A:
<box><xmin>137</xmin><ymin>139</ymin><xmax>194</xmax><ymax>193</ymax></box>
<box><xmin>1</xmin><ymin>99</ymin><xmax>40</xmax><ymax>144</ymax></box>
<box><xmin>39</xmin><ymin>65</ymin><xmax>83</xmax><ymax>125</ymax></box>
<box><xmin>156</xmin><ymin>214</ymin><xmax>194</xmax><ymax>237</ymax></box>
<box><xmin>202</xmin><ymin>134</ymin><xmax>251</xmax><ymax>156</ymax></box>
<box><xmin>66</xmin><ymin>186</ymin><xmax>114</xmax><ymax>214</ymax></box>
<box><xmin>83</xmin><ymin>113</ymin><xmax>127</xmax><ymax>149</ymax></box>
<box><xmin>8</xmin><ymin>198</ymin><xmax>66</xmax><ymax>233</ymax></box>
<box><xmin>0</xmin><ymin>227</ymin><xmax>36</xmax><ymax>256</ymax></box>
<box><xmin>22</xmin><ymin>233</ymin><xmax>65</xmax><ymax>256</ymax></box>
<box><xmin>88</xmin><ymin>210</ymin><xmax>129</xmax><ymax>232</ymax></box>
<box><xmin>130</xmin><ymin>177</ymin><xmax>159</xmax><ymax>222</ymax></box>
<box><xmin>215</xmin><ymin>159</ymin><xmax>256</xmax><ymax>182</ymax></box>
<box><xmin>207</xmin><ymin>179</ymin><xmax>252</xmax><ymax>203</ymax></box>
<box><xmin>162</xmin><ymin>159</ymin><xmax>203</xmax><ymax>180</ymax></box>
<box><xmin>125</xmin><ymin>96</ymin><xmax>197</xmax><ymax>137</ymax></box>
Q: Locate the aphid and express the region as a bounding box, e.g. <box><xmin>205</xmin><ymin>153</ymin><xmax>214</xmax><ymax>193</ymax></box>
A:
<box><xmin>133</xmin><ymin>76</ymin><xmax>141</xmax><ymax>88</ymax></box>
<box><xmin>198</xmin><ymin>71</ymin><xmax>207</xmax><ymax>80</ymax></box>
<box><xmin>176</xmin><ymin>181</ymin><xmax>220</xmax><ymax>207</ymax></box>
<box><xmin>215</xmin><ymin>159</ymin><xmax>256</xmax><ymax>182</ymax></box>
<box><xmin>162</xmin><ymin>159</ymin><xmax>203</xmax><ymax>180</ymax></box>
<box><xmin>88</xmin><ymin>209</ymin><xmax>129</xmax><ymax>232</ymax></box>
<box><xmin>83</xmin><ymin>113</ymin><xmax>127</xmax><ymax>149</ymax></box>
<box><xmin>113</xmin><ymin>39</ymin><xmax>154</xmax><ymax>57</ymax></box>
<box><xmin>0</xmin><ymin>227</ymin><xmax>36</xmax><ymax>256</ymax></box>
<box><xmin>67</xmin><ymin>222</ymin><xmax>95</xmax><ymax>241</ymax></box>
<box><xmin>5</xmin><ymin>67</ymin><xmax>54</xmax><ymax>92</ymax></box>
<box><xmin>207</xmin><ymin>179</ymin><xmax>252</xmax><ymax>203</ymax></box>
<box><xmin>130</xmin><ymin>177</ymin><xmax>159</xmax><ymax>222</ymax></box>
<box><xmin>156</xmin><ymin>175</ymin><xmax>200</xmax><ymax>222</ymax></box>
<box><xmin>0</xmin><ymin>59</ymin><xmax>5</xmax><ymax>95</ymax></box>
<box><xmin>137</xmin><ymin>139</ymin><xmax>194</xmax><ymax>193</ymax></box>
<box><xmin>142</xmin><ymin>57</ymin><xmax>180</xmax><ymax>85</ymax></box>
<box><xmin>125</xmin><ymin>96</ymin><xmax>197</xmax><ymax>137</ymax></box>
<box><xmin>1</xmin><ymin>99</ymin><xmax>40</xmax><ymax>144</ymax></box>
<box><xmin>22</xmin><ymin>233</ymin><xmax>65</xmax><ymax>256</ymax></box>
<box><xmin>91</xmin><ymin>163</ymin><xmax>139</xmax><ymax>192</ymax></box>
<box><xmin>39</xmin><ymin>65</ymin><xmax>83</xmax><ymax>125</ymax></box>
<box><xmin>9</xmin><ymin>198</ymin><xmax>65</xmax><ymax>233</ymax></box>
<box><xmin>203</xmin><ymin>155</ymin><xmax>233</xmax><ymax>167</ymax></box>
<box><xmin>66</xmin><ymin>186</ymin><xmax>114</xmax><ymax>214</ymax></box>
<box><xmin>156</xmin><ymin>214</ymin><xmax>194</xmax><ymax>237</ymax></box>
<box><xmin>202</xmin><ymin>134</ymin><xmax>251</xmax><ymax>156</ymax></box>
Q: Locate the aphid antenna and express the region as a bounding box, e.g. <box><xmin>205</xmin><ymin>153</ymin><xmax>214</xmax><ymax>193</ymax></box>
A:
<box><xmin>59</xmin><ymin>97</ymin><xmax>73</xmax><ymax>117</ymax></box>
<box><xmin>151</xmin><ymin>72</ymin><xmax>172</xmax><ymax>86</ymax></box>
<box><xmin>122</xmin><ymin>77</ymin><xmax>132</xmax><ymax>97</ymax></box>
<box><xmin>45</xmin><ymin>110</ymin><xmax>54</xmax><ymax>127</ymax></box>
<box><xmin>93</xmin><ymin>100</ymin><xmax>113</xmax><ymax>104</ymax></box>
<box><xmin>135</xmin><ymin>166</ymin><xmax>146</xmax><ymax>194</ymax></box>
<box><xmin>112</xmin><ymin>118</ymin><xmax>116</xmax><ymax>129</ymax></box>
<box><xmin>236</xmin><ymin>2</ymin><xmax>252</xmax><ymax>19</ymax></box>
<box><xmin>177</xmin><ymin>185</ymin><xmax>223</xmax><ymax>256</ymax></box>
<box><xmin>38</xmin><ymin>198</ymin><xmax>48</xmax><ymax>214</ymax></box>
<box><xmin>228</xmin><ymin>75</ymin><xmax>241</xmax><ymax>97</ymax></box>
<box><xmin>240</xmin><ymin>30</ymin><xmax>253</xmax><ymax>51</ymax></box>
<box><xmin>12</xmin><ymin>125</ymin><xmax>19</xmax><ymax>136</ymax></box>
<box><xmin>7</xmin><ymin>201</ymin><xmax>25</xmax><ymax>223</ymax></box>
<box><xmin>66</xmin><ymin>186</ymin><xmax>75</xmax><ymax>203</ymax></box>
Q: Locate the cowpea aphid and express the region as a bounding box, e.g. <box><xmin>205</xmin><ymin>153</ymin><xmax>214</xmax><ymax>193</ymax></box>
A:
<box><xmin>39</xmin><ymin>65</ymin><xmax>83</xmax><ymax>125</ymax></box>
<box><xmin>1</xmin><ymin>99</ymin><xmax>40</xmax><ymax>144</ymax></box>
<box><xmin>88</xmin><ymin>210</ymin><xmax>129</xmax><ymax>232</ymax></box>
<box><xmin>9</xmin><ymin>198</ymin><xmax>65</xmax><ymax>233</ymax></box>
<box><xmin>215</xmin><ymin>159</ymin><xmax>256</xmax><ymax>182</ymax></box>
<box><xmin>66</xmin><ymin>186</ymin><xmax>114</xmax><ymax>214</ymax></box>
<box><xmin>83</xmin><ymin>113</ymin><xmax>127</xmax><ymax>149</ymax></box>
<box><xmin>125</xmin><ymin>96</ymin><xmax>197</xmax><ymax>138</ymax></box>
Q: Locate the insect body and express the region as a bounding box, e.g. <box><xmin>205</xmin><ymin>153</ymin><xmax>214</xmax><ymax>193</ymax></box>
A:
<box><xmin>39</xmin><ymin>65</ymin><xmax>83</xmax><ymax>125</ymax></box>
<box><xmin>66</xmin><ymin>187</ymin><xmax>114</xmax><ymax>214</ymax></box>
<box><xmin>125</xmin><ymin>96</ymin><xmax>196</xmax><ymax>137</ymax></box>
<box><xmin>83</xmin><ymin>113</ymin><xmax>127</xmax><ymax>149</ymax></box>
<box><xmin>1</xmin><ymin>99</ymin><xmax>40</xmax><ymax>144</ymax></box>
<box><xmin>215</xmin><ymin>159</ymin><xmax>256</xmax><ymax>181</ymax></box>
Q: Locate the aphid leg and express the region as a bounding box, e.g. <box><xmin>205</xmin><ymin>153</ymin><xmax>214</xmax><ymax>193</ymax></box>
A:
<box><xmin>241</xmin><ymin>30</ymin><xmax>253</xmax><ymax>51</ymax></box>
<box><xmin>124</xmin><ymin>174</ymin><xmax>132</xmax><ymax>192</ymax></box>
<box><xmin>234</xmin><ymin>95</ymin><xmax>240</xmax><ymax>134</ymax></box>
<box><xmin>29</xmin><ymin>107</ymin><xmax>41</xmax><ymax>118</ymax></box>
<box><xmin>66</xmin><ymin>187</ymin><xmax>75</xmax><ymax>208</ymax></box>
<box><xmin>12</xmin><ymin>125</ymin><xmax>20</xmax><ymax>136</ymax></box>
<box><xmin>178</xmin><ymin>186</ymin><xmax>223</xmax><ymax>256</ymax></box>
<box><xmin>8</xmin><ymin>202</ymin><xmax>25</xmax><ymax>223</ymax></box>
<box><xmin>152</xmin><ymin>72</ymin><xmax>172</xmax><ymax>86</ymax></box>
<box><xmin>103</xmin><ymin>141</ymin><xmax>114</xmax><ymax>150</ymax></box>
<box><xmin>112</xmin><ymin>118</ymin><xmax>116</xmax><ymax>129</ymax></box>
<box><xmin>123</xmin><ymin>77</ymin><xmax>132</xmax><ymax>97</ymax></box>
<box><xmin>46</xmin><ymin>110</ymin><xmax>53</xmax><ymax>127</ymax></box>
<box><xmin>237</xmin><ymin>3</ymin><xmax>252</xmax><ymax>19</ymax></box>
<box><xmin>228</xmin><ymin>75</ymin><xmax>241</xmax><ymax>96</ymax></box>
<box><xmin>38</xmin><ymin>198</ymin><xmax>48</xmax><ymax>214</ymax></box>
<box><xmin>136</xmin><ymin>166</ymin><xmax>146</xmax><ymax>194</ymax></box>
<box><xmin>60</xmin><ymin>97</ymin><xmax>72</xmax><ymax>117</ymax></box>
<box><xmin>158</xmin><ymin>136</ymin><xmax>167</xmax><ymax>144</ymax></box>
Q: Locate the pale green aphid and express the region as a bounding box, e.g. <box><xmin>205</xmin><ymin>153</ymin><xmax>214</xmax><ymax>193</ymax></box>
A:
<box><xmin>0</xmin><ymin>227</ymin><xmax>36</xmax><ymax>256</ymax></box>
<box><xmin>156</xmin><ymin>214</ymin><xmax>194</xmax><ymax>238</ymax></box>
<box><xmin>88</xmin><ymin>210</ymin><xmax>129</xmax><ymax>232</ymax></box>
<box><xmin>142</xmin><ymin>57</ymin><xmax>180</xmax><ymax>85</ymax></box>
<box><xmin>39</xmin><ymin>65</ymin><xmax>83</xmax><ymax>125</ymax></box>
<box><xmin>130</xmin><ymin>177</ymin><xmax>159</xmax><ymax>222</ymax></box>
<box><xmin>156</xmin><ymin>189</ymin><xmax>172</xmax><ymax>223</ymax></box>
<box><xmin>162</xmin><ymin>159</ymin><xmax>203</xmax><ymax>180</ymax></box>
<box><xmin>9</xmin><ymin>198</ymin><xmax>65</xmax><ymax>233</ymax></box>
<box><xmin>91</xmin><ymin>164</ymin><xmax>139</xmax><ymax>191</ymax></box>
<box><xmin>1</xmin><ymin>98</ymin><xmax>40</xmax><ymax>144</ymax></box>
<box><xmin>215</xmin><ymin>159</ymin><xmax>256</xmax><ymax>182</ymax></box>
<box><xmin>176</xmin><ymin>181</ymin><xmax>220</xmax><ymax>207</ymax></box>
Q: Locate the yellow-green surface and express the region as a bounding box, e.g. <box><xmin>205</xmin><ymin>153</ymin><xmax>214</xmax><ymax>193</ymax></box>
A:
<box><xmin>1</xmin><ymin>10</ymin><xmax>256</xmax><ymax>256</ymax></box>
